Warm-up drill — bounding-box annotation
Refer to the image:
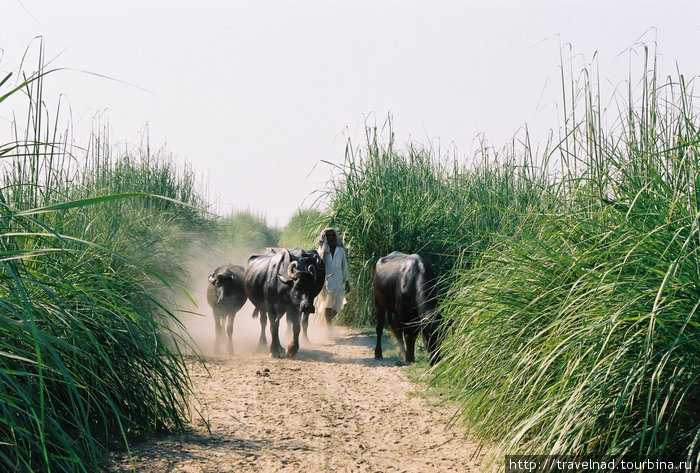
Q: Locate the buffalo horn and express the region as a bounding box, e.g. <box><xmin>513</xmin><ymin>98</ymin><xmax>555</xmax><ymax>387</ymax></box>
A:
<box><xmin>288</xmin><ymin>261</ymin><xmax>299</xmax><ymax>275</ymax></box>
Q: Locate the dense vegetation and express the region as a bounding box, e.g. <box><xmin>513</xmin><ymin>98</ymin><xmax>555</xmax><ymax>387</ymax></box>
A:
<box><xmin>325</xmin><ymin>51</ymin><xmax>700</xmax><ymax>466</ymax></box>
<box><xmin>0</xmin><ymin>53</ymin><xmax>216</xmax><ymax>471</ymax></box>
<box><xmin>434</xmin><ymin>56</ymin><xmax>700</xmax><ymax>463</ymax></box>
<box><xmin>322</xmin><ymin>125</ymin><xmax>546</xmax><ymax>325</ymax></box>
<box><xmin>0</xmin><ymin>46</ymin><xmax>294</xmax><ymax>471</ymax></box>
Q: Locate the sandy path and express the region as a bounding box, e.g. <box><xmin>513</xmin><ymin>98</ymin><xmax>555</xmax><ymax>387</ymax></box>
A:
<box><xmin>109</xmin><ymin>322</ymin><xmax>484</xmax><ymax>473</ymax></box>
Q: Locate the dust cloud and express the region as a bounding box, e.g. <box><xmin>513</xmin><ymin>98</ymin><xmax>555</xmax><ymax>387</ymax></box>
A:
<box><xmin>166</xmin><ymin>232</ymin><xmax>337</xmax><ymax>358</ymax></box>
<box><xmin>176</xmin><ymin>299</ymin><xmax>338</xmax><ymax>357</ymax></box>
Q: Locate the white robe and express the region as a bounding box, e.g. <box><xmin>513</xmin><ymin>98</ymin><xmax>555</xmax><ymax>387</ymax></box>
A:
<box><xmin>318</xmin><ymin>244</ymin><xmax>349</xmax><ymax>312</ymax></box>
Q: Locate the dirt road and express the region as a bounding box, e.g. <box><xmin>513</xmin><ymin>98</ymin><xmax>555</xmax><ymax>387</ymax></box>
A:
<box><xmin>109</xmin><ymin>319</ymin><xmax>484</xmax><ymax>473</ymax></box>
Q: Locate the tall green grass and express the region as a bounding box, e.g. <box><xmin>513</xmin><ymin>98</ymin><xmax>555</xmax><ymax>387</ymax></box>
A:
<box><xmin>322</xmin><ymin>46</ymin><xmax>699</xmax><ymax>466</ymax></box>
<box><xmin>431</xmin><ymin>49</ymin><xmax>700</xmax><ymax>465</ymax></box>
<box><xmin>0</xmin><ymin>46</ymin><xmax>206</xmax><ymax>471</ymax></box>
<box><xmin>323</xmin><ymin>121</ymin><xmax>550</xmax><ymax>325</ymax></box>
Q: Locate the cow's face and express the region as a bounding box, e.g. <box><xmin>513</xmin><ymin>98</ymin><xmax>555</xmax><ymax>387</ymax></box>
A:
<box><xmin>299</xmin><ymin>256</ymin><xmax>325</xmax><ymax>295</ymax></box>
<box><xmin>288</xmin><ymin>272</ymin><xmax>317</xmax><ymax>313</ymax></box>
<box><xmin>279</xmin><ymin>259</ymin><xmax>323</xmax><ymax>312</ymax></box>
<box><xmin>208</xmin><ymin>272</ymin><xmax>236</xmax><ymax>304</ymax></box>
<box><xmin>279</xmin><ymin>265</ymin><xmax>317</xmax><ymax>314</ymax></box>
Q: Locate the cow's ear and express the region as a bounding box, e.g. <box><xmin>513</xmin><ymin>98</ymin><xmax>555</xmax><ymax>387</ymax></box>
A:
<box><xmin>278</xmin><ymin>274</ymin><xmax>294</xmax><ymax>286</ymax></box>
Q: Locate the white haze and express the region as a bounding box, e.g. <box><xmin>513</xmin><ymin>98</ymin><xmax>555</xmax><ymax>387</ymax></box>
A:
<box><xmin>169</xmin><ymin>233</ymin><xmax>336</xmax><ymax>357</ymax></box>
<box><xmin>1</xmin><ymin>1</ymin><xmax>699</xmax><ymax>226</ymax></box>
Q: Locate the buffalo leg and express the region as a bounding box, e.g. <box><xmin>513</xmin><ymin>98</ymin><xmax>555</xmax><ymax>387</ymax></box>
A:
<box><xmin>374</xmin><ymin>302</ymin><xmax>385</xmax><ymax>359</ymax></box>
<box><xmin>301</xmin><ymin>312</ymin><xmax>310</xmax><ymax>344</ymax></box>
<box><xmin>287</xmin><ymin>311</ymin><xmax>301</xmax><ymax>358</ymax></box>
<box><xmin>254</xmin><ymin>308</ymin><xmax>268</xmax><ymax>352</ymax></box>
<box><xmin>213</xmin><ymin>310</ymin><xmax>224</xmax><ymax>355</ymax></box>
<box><xmin>225</xmin><ymin>313</ymin><xmax>236</xmax><ymax>355</ymax></box>
<box><xmin>268</xmin><ymin>313</ymin><xmax>285</xmax><ymax>358</ymax></box>
<box><xmin>404</xmin><ymin>325</ymin><xmax>420</xmax><ymax>363</ymax></box>
<box><xmin>388</xmin><ymin>312</ymin><xmax>407</xmax><ymax>361</ymax></box>
<box><xmin>287</xmin><ymin>314</ymin><xmax>294</xmax><ymax>335</ymax></box>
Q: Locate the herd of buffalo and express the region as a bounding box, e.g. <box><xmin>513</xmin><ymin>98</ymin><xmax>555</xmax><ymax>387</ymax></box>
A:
<box><xmin>206</xmin><ymin>249</ymin><xmax>442</xmax><ymax>363</ymax></box>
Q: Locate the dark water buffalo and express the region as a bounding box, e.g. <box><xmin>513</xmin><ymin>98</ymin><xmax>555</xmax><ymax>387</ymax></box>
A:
<box><xmin>373</xmin><ymin>251</ymin><xmax>441</xmax><ymax>364</ymax></box>
<box><xmin>289</xmin><ymin>247</ymin><xmax>325</xmax><ymax>342</ymax></box>
<box><xmin>244</xmin><ymin>248</ymin><xmax>324</xmax><ymax>358</ymax></box>
<box><xmin>206</xmin><ymin>264</ymin><xmax>247</xmax><ymax>355</ymax></box>
<box><xmin>245</xmin><ymin>249</ymin><xmax>276</xmax><ymax>351</ymax></box>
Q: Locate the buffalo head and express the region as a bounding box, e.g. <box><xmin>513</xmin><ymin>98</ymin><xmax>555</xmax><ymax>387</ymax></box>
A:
<box><xmin>278</xmin><ymin>261</ymin><xmax>317</xmax><ymax>314</ymax></box>
<box><xmin>209</xmin><ymin>269</ymin><xmax>238</xmax><ymax>304</ymax></box>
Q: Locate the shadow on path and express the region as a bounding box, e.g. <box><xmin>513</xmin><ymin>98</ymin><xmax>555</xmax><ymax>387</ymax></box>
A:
<box><xmin>113</xmin><ymin>430</ymin><xmax>316</xmax><ymax>472</ymax></box>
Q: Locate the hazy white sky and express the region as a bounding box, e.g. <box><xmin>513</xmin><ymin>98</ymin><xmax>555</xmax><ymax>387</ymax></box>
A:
<box><xmin>1</xmin><ymin>1</ymin><xmax>699</xmax><ymax>226</ymax></box>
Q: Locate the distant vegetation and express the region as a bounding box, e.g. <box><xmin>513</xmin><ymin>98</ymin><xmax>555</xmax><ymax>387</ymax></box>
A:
<box><xmin>206</xmin><ymin>210</ymin><xmax>281</xmax><ymax>264</ymax></box>
<box><xmin>278</xmin><ymin>208</ymin><xmax>324</xmax><ymax>249</ymax></box>
<box><xmin>325</xmin><ymin>49</ymin><xmax>700</xmax><ymax>466</ymax></box>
